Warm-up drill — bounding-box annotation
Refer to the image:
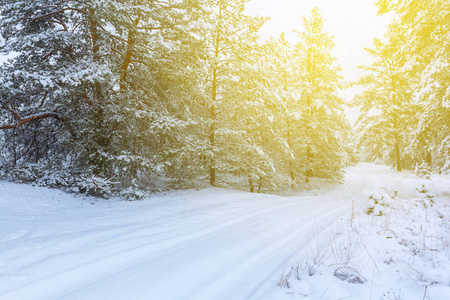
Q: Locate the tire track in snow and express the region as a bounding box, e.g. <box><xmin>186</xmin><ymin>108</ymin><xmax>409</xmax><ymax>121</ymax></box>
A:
<box><xmin>1</xmin><ymin>195</ymin><xmax>323</xmax><ymax>300</ymax></box>
<box><xmin>0</xmin><ymin>164</ymin><xmax>387</xmax><ymax>300</ymax></box>
<box><xmin>57</xmin><ymin>168</ymin><xmax>368</xmax><ymax>300</ymax></box>
<box><xmin>189</xmin><ymin>168</ymin><xmax>370</xmax><ymax>299</ymax></box>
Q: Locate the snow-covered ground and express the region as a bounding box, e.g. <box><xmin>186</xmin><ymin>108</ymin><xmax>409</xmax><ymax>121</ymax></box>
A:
<box><xmin>0</xmin><ymin>163</ymin><xmax>448</xmax><ymax>300</ymax></box>
<box><xmin>272</xmin><ymin>170</ymin><xmax>450</xmax><ymax>300</ymax></box>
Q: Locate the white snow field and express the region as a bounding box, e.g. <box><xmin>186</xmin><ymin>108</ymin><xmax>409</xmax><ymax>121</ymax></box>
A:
<box><xmin>0</xmin><ymin>163</ymin><xmax>448</xmax><ymax>300</ymax></box>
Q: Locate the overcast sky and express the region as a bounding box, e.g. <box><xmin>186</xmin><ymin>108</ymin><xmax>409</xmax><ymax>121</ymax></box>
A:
<box><xmin>245</xmin><ymin>0</ymin><xmax>394</xmax><ymax>122</ymax></box>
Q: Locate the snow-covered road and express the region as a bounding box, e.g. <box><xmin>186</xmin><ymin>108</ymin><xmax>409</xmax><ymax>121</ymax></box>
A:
<box><xmin>0</xmin><ymin>164</ymin><xmax>409</xmax><ymax>300</ymax></box>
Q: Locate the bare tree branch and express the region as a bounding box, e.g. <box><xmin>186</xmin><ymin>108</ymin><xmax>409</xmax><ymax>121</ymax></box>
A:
<box><xmin>0</xmin><ymin>112</ymin><xmax>61</xmax><ymax>130</ymax></box>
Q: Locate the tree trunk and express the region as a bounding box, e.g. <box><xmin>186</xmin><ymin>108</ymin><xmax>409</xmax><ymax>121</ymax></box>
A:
<box><xmin>305</xmin><ymin>145</ymin><xmax>313</xmax><ymax>180</ymax></box>
<box><xmin>286</xmin><ymin>123</ymin><xmax>295</xmax><ymax>183</ymax></box>
<box><xmin>249</xmin><ymin>176</ymin><xmax>254</xmax><ymax>193</ymax></box>
<box><xmin>88</xmin><ymin>8</ymin><xmax>102</xmax><ymax>101</ymax></box>
<box><xmin>394</xmin><ymin>134</ymin><xmax>402</xmax><ymax>172</ymax></box>
<box><xmin>12</xmin><ymin>128</ymin><xmax>17</xmax><ymax>167</ymax></box>
<box><xmin>33</xmin><ymin>124</ymin><xmax>39</xmax><ymax>163</ymax></box>
<box><xmin>209</xmin><ymin>0</ymin><xmax>223</xmax><ymax>186</ymax></box>
<box><xmin>88</xmin><ymin>8</ymin><xmax>109</xmax><ymax>176</ymax></box>
<box><xmin>305</xmin><ymin>46</ymin><xmax>313</xmax><ymax>181</ymax></box>
<box><xmin>284</xmin><ymin>70</ymin><xmax>295</xmax><ymax>185</ymax></box>
<box><xmin>210</xmin><ymin>100</ymin><xmax>216</xmax><ymax>186</ymax></box>
<box><xmin>120</xmin><ymin>17</ymin><xmax>140</xmax><ymax>91</ymax></box>
<box><xmin>391</xmin><ymin>85</ymin><xmax>402</xmax><ymax>172</ymax></box>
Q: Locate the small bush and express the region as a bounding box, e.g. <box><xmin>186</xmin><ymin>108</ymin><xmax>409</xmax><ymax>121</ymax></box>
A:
<box><xmin>8</xmin><ymin>164</ymin><xmax>43</xmax><ymax>182</ymax></box>
<box><xmin>416</xmin><ymin>184</ymin><xmax>435</xmax><ymax>208</ymax></box>
<box><xmin>365</xmin><ymin>191</ymin><xmax>391</xmax><ymax>216</ymax></box>
<box><xmin>415</xmin><ymin>161</ymin><xmax>431</xmax><ymax>179</ymax></box>
<box><xmin>76</xmin><ymin>175</ymin><xmax>115</xmax><ymax>198</ymax></box>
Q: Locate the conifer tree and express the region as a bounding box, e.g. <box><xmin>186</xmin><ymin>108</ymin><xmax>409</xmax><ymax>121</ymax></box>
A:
<box><xmin>356</xmin><ymin>0</ymin><xmax>450</xmax><ymax>172</ymax></box>
<box><xmin>355</xmin><ymin>22</ymin><xmax>413</xmax><ymax>171</ymax></box>
<box><xmin>260</xmin><ymin>34</ymin><xmax>302</xmax><ymax>186</ymax></box>
<box><xmin>0</xmin><ymin>0</ymin><xmax>208</xmax><ymax>194</ymax></box>
<box><xmin>0</xmin><ymin>0</ymin><xmax>103</xmax><ymax>175</ymax></box>
<box><xmin>205</xmin><ymin>0</ymin><xmax>265</xmax><ymax>186</ymax></box>
<box><xmin>295</xmin><ymin>8</ymin><xmax>349</xmax><ymax>180</ymax></box>
<box><xmin>376</xmin><ymin>0</ymin><xmax>449</xmax><ymax>172</ymax></box>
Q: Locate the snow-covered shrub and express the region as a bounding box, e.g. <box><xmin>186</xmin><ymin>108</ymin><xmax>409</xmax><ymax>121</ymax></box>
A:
<box><xmin>31</xmin><ymin>168</ymin><xmax>115</xmax><ymax>199</ymax></box>
<box><xmin>36</xmin><ymin>169</ymin><xmax>77</xmax><ymax>189</ymax></box>
<box><xmin>8</xmin><ymin>164</ymin><xmax>43</xmax><ymax>182</ymax></box>
<box><xmin>415</xmin><ymin>184</ymin><xmax>435</xmax><ymax>208</ymax></box>
<box><xmin>438</xmin><ymin>136</ymin><xmax>450</xmax><ymax>174</ymax></box>
<box><xmin>1</xmin><ymin>161</ymin><xmax>147</xmax><ymax>199</ymax></box>
<box><xmin>76</xmin><ymin>175</ymin><xmax>115</xmax><ymax>199</ymax></box>
<box><xmin>37</xmin><ymin>168</ymin><xmax>117</xmax><ymax>198</ymax></box>
<box><xmin>365</xmin><ymin>191</ymin><xmax>392</xmax><ymax>216</ymax></box>
<box><xmin>415</xmin><ymin>161</ymin><xmax>431</xmax><ymax>179</ymax></box>
<box><xmin>120</xmin><ymin>187</ymin><xmax>146</xmax><ymax>201</ymax></box>
<box><xmin>278</xmin><ymin>179</ymin><xmax>450</xmax><ymax>299</ymax></box>
<box><xmin>120</xmin><ymin>179</ymin><xmax>147</xmax><ymax>201</ymax></box>
<box><xmin>416</xmin><ymin>184</ymin><xmax>428</xmax><ymax>194</ymax></box>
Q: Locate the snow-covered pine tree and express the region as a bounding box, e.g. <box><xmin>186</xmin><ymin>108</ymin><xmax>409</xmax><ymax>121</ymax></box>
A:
<box><xmin>0</xmin><ymin>0</ymin><xmax>108</xmax><ymax>183</ymax></box>
<box><xmin>260</xmin><ymin>34</ymin><xmax>303</xmax><ymax>187</ymax></box>
<box><xmin>204</xmin><ymin>0</ymin><xmax>266</xmax><ymax>186</ymax></box>
<box><xmin>225</xmin><ymin>40</ymin><xmax>290</xmax><ymax>192</ymax></box>
<box><xmin>355</xmin><ymin>22</ymin><xmax>413</xmax><ymax>171</ymax></box>
<box><xmin>376</xmin><ymin>0</ymin><xmax>450</xmax><ymax>172</ymax></box>
<box><xmin>0</xmin><ymin>0</ymin><xmax>209</xmax><ymax>195</ymax></box>
<box><xmin>295</xmin><ymin>8</ymin><xmax>350</xmax><ymax>180</ymax></box>
<box><xmin>92</xmin><ymin>0</ymin><xmax>209</xmax><ymax>188</ymax></box>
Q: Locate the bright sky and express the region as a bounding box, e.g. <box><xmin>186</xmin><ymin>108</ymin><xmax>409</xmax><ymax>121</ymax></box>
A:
<box><xmin>245</xmin><ymin>0</ymin><xmax>394</xmax><ymax>123</ymax></box>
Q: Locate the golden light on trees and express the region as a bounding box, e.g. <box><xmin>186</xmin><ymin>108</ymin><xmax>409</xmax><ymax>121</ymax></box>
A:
<box><xmin>0</xmin><ymin>0</ymin><xmax>448</xmax><ymax>194</ymax></box>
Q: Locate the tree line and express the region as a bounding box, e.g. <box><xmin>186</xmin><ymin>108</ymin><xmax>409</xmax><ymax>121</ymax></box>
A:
<box><xmin>356</xmin><ymin>0</ymin><xmax>449</xmax><ymax>174</ymax></box>
<box><xmin>2</xmin><ymin>0</ymin><xmax>447</xmax><ymax>198</ymax></box>
<box><xmin>0</xmin><ymin>1</ymin><xmax>352</xmax><ymax>198</ymax></box>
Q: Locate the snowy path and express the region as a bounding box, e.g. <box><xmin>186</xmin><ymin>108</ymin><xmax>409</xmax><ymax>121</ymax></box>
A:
<box><xmin>0</xmin><ymin>164</ymin><xmax>402</xmax><ymax>300</ymax></box>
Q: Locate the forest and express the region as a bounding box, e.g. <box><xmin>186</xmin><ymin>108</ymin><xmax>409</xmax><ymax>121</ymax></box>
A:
<box><xmin>0</xmin><ymin>0</ymin><xmax>448</xmax><ymax>199</ymax></box>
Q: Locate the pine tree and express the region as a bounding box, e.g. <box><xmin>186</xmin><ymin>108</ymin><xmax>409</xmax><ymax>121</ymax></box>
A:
<box><xmin>260</xmin><ymin>34</ymin><xmax>302</xmax><ymax>186</ymax></box>
<box><xmin>0</xmin><ymin>0</ymin><xmax>101</xmax><ymax>173</ymax></box>
<box><xmin>99</xmin><ymin>0</ymin><xmax>208</xmax><ymax>186</ymax></box>
<box><xmin>295</xmin><ymin>8</ymin><xmax>349</xmax><ymax>180</ymax></box>
<box><xmin>0</xmin><ymin>0</ymin><xmax>208</xmax><ymax>195</ymax></box>
<box><xmin>374</xmin><ymin>0</ymin><xmax>449</xmax><ymax>172</ymax></box>
<box><xmin>355</xmin><ymin>22</ymin><xmax>413</xmax><ymax>171</ymax></box>
<box><xmin>204</xmin><ymin>0</ymin><xmax>266</xmax><ymax>186</ymax></box>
